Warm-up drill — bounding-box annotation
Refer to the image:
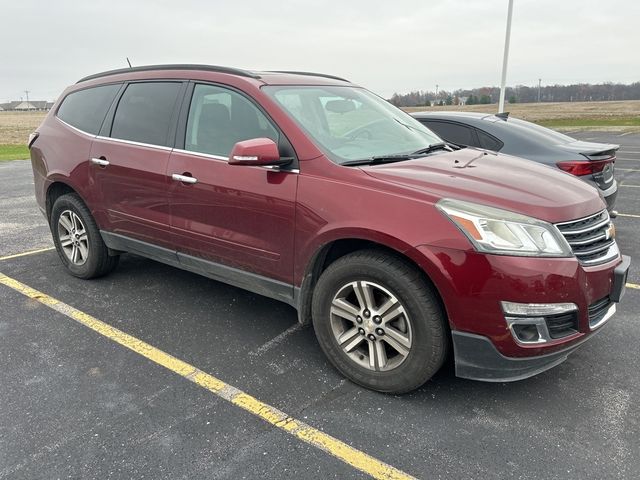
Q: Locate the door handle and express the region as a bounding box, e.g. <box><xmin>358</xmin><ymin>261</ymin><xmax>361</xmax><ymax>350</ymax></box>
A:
<box><xmin>90</xmin><ymin>157</ymin><xmax>110</xmax><ymax>167</ymax></box>
<box><xmin>172</xmin><ymin>173</ymin><xmax>198</xmax><ymax>184</ymax></box>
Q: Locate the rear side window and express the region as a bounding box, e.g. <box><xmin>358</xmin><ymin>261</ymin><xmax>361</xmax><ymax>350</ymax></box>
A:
<box><xmin>111</xmin><ymin>82</ymin><xmax>182</xmax><ymax>146</ymax></box>
<box><xmin>476</xmin><ymin>129</ymin><xmax>504</xmax><ymax>151</ymax></box>
<box><xmin>422</xmin><ymin>121</ymin><xmax>477</xmax><ymax>147</ymax></box>
<box><xmin>57</xmin><ymin>84</ymin><xmax>120</xmax><ymax>135</ymax></box>
<box><xmin>185</xmin><ymin>84</ymin><xmax>278</xmax><ymax>157</ymax></box>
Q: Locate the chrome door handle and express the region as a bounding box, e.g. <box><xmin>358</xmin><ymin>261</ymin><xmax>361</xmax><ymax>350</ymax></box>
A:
<box><xmin>90</xmin><ymin>158</ymin><xmax>110</xmax><ymax>167</ymax></box>
<box><xmin>172</xmin><ymin>173</ymin><xmax>198</xmax><ymax>184</ymax></box>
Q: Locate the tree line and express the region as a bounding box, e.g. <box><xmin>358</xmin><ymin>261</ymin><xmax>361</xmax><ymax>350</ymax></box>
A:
<box><xmin>388</xmin><ymin>81</ymin><xmax>640</xmax><ymax>107</ymax></box>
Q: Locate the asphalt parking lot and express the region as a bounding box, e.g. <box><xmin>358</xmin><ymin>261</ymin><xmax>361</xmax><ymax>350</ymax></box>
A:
<box><xmin>1</xmin><ymin>132</ymin><xmax>639</xmax><ymax>480</ymax></box>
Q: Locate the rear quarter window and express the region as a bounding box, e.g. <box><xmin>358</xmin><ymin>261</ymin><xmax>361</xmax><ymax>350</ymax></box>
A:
<box><xmin>476</xmin><ymin>129</ymin><xmax>504</xmax><ymax>151</ymax></box>
<box><xmin>56</xmin><ymin>84</ymin><xmax>121</xmax><ymax>135</ymax></box>
<box><xmin>421</xmin><ymin>120</ymin><xmax>477</xmax><ymax>147</ymax></box>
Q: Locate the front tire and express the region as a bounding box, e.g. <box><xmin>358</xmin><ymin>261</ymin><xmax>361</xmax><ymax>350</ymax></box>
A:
<box><xmin>50</xmin><ymin>193</ymin><xmax>119</xmax><ymax>279</ymax></box>
<box><xmin>312</xmin><ymin>250</ymin><xmax>448</xmax><ymax>394</ymax></box>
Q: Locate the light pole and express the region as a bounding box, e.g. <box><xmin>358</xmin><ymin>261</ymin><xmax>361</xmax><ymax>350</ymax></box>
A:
<box><xmin>537</xmin><ymin>78</ymin><xmax>542</xmax><ymax>102</ymax></box>
<box><xmin>435</xmin><ymin>84</ymin><xmax>439</xmax><ymax>105</ymax></box>
<box><xmin>498</xmin><ymin>0</ymin><xmax>514</xmax><ymax>113</ymax></box>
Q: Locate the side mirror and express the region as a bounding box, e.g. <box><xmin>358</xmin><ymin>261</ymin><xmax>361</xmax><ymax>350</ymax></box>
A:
<box><xmin>228</xmin><ymin>138</ymin><xmax>285</xmax><ymax>166</ymax></box>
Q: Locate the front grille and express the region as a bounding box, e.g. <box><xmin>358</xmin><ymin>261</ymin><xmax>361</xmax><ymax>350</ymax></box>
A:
<box><xmin>545</xmin><ymin>312</ymin><xmax>579</xmax><ymax>339</ymax></box>
<box><xmin>555</xmin><ymin>210</ymin><xmax>618</xmax><ymax>265</ymax></box>
<box><xmin>588</xmin><ymin>297</ymin><xmax>613</xmax><ymax>328</ymax></box>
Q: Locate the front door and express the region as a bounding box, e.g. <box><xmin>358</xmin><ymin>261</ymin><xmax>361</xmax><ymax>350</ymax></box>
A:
<box><xmin>168</xmin><ymin>83</ymin><xmax>298</xmax><ymax>288</ymax></box>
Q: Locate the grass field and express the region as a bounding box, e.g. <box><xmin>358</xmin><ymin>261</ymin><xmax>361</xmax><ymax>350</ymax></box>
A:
<box><xmin>402</xmin><ymin>99</ymin><xmax>640</xmax><ymax>131</ymax></box>
<box><xmin>0</xmin><ymin>100</ymin><xmax>638</xmax><ymax>160</ymax></box>
<box><xmin>0</xmin><ymin>144</ymin><xmax>30</xmax><ymax>161</ymax></box>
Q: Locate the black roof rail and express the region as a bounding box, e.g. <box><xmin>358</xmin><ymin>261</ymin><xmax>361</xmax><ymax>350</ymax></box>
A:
<box><xmin>268</xmin><ymin>71</ymin><xmax>350</xmax><ymax>82</ymax></box>
<box><xmin>76</xmin><ymin>64</ymin><xmax>262</xmax><ymax>83</ymax></box>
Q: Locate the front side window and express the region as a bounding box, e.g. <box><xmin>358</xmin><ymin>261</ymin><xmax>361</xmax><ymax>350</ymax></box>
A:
<box><xmin>57</xmin><ymin>84</ymin><xmax>121</xmax><ymax>135</ymax></box>
<box><xmin>185</xmin><ymin>84</ymin><xmax>279</xmax><ymax>158</ymax></box>
<box><xmin>111</xmin><ymin>82</ymin><xmax>182</xmax><ymax>146</ymax></box>
<box><xmin>263</xmin><ymin>86</ymin><xmax>441</xmax><ymax>163</ymax></box>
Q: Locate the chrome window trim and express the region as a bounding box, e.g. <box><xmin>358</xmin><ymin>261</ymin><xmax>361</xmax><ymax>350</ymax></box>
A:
<box><xmin>95</xmin><ymin>135</ymin><xmax>173</xmax><ymax>151</ymax></box>
<box><xmin>55</xmin><ymin>117</ymin><xmax>97</xmax><ymax>138</ymax></box>
<box><xmin>172</xmin><ymin>148</ymin><xmax>229</xmax><ymax>162</ymax></box>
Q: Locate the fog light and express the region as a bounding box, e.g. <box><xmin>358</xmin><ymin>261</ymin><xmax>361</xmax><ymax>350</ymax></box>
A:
<box><xmin>501</xmin><ymin>301</ymin><xmax>578</xmax><ymax>345</ymax></box>
<box><xmin>511</xmin><ymin>324</ymin><xmax>541</xmax><ymax>343</ymax></box>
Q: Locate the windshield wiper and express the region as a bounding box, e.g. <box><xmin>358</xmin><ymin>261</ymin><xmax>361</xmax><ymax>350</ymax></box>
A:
<box><xmin>411</xmin><ymin>143</ymin><xmax>453</xmax><ymax>155</ymax></box>
<box><xmin>340</xmin><ymin>143</ymin><xmax>456</xmax><ymax>167</ymax></box>
<box><xmin>340</xmin><ymin>155</ymin><xmax>414</xmax><ymax>167</ymax></box>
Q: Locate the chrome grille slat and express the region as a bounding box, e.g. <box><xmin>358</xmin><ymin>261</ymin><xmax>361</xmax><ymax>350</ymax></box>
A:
<box><xmin>556</xmin><ymin>217</ymin><xmax>610</xmax><ymax>236</ymax></box>
<box><xmin>573</xmin><ymin>240</ymin><xmax>615</xmax><ymax>257</ymax></box>
<box><xmin>555</xmin><ymin>210</ymin><xmax>618</xmax><ymax>265</ymax></box>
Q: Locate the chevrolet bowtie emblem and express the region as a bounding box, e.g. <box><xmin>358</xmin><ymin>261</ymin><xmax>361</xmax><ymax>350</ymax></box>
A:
<box><xmin>605</xmin><ymin>222</ymin><xmax>616</xmax><ymax>240</ymax></box>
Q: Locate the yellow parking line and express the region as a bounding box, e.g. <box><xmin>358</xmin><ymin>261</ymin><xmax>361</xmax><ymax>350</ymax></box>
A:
<box><xmin>0</xmin><ymin>272</ymin><xmax>415</xmax><ymax>480</ymax></box>
<box><xmin>0</xmin><ymin>247</ymin><xmax>54</xmax><ymax>261</ymax></box>
<box><xmin>617</xmin><ymin>213</ymin><xmax>640</xmax><ymax>218</ymax></box>
<box><xmin>627</xmin><ymin>283</ymin><xmax>640</xmax><ymax>290</ymax></box>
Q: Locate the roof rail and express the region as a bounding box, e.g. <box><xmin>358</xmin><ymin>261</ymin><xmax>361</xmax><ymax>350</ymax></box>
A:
<box><xmin>76</xmin><ymin>64</ymin><xmax>262</xmax><ymax>83</ymax></box>
<box><xmin>268</xmin><ymin>71</ymin><xmax>350</xmax><ymax>82</ymax></box>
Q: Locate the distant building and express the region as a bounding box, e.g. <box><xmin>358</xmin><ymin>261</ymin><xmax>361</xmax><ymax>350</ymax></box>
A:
<box><xmin>0</xmin><ymin>100</ymin><xmax>53</xmax><ymax>111</ymax></box>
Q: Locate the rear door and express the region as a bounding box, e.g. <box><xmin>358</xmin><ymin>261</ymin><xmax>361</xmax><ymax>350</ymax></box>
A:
<box><xmin>167</xmin><ymin>82</ymin><xmax>298</xmax><ymax>289</ymax></box>
<box><xmin>89</xmin><ymin>81</ymin><xmax>185</xmax><ymax>248</ymax></box>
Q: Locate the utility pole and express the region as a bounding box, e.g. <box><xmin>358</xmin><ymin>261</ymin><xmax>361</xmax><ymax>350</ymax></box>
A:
<box><xmin>24</xmin><ymin>90</ymin><xmax>30</xmax><ymax>105</ymax></box>
<box><xmin>537</xmin><ymin>78</ymin><xmax>541</xmax><ymax>102</ymax></box>
<box><xmin>435</xmin><ymin>84</ymin><xmax>439</xmax><ymax>105</ymax></box>
<box><xmin>498</xmin><ymin>0</ymin><xmax>514</xmax><ymax>113</ymax></box>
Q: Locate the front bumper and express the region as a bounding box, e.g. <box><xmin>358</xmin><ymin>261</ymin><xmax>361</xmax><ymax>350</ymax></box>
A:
<box><xmin>453</xmin><ymin>252</ymin><xmax>628</xmax><ymax>381</ymax></box>
<box><xmin>452</xmin><ymin>329</ymin><xmax>594</xmax><ymax>382</ymax></box>
<box><xmin>412</xmin><ymin>243</ymin><xmax>630</xmax><ymax>379</ymax></box>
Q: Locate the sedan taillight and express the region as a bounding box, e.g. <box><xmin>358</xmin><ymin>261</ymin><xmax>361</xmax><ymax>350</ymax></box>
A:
<box><xmin>556</xmin><ymin>158</ymin><xmax>615</xmax><ymax>176</ymax></box>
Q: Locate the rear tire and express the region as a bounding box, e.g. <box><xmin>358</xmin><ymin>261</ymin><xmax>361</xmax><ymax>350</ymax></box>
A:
<box><xmin>312</xmin><ymin>249</ymin><xmax>448</xmax><ymax>394</ymax></box>
<box><xmin>50</xmin><ymin>193</ymin><xmax>119</xmax><ymax>279</ymax></box>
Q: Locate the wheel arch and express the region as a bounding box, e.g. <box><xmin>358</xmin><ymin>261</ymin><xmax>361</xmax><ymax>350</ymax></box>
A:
<box><xmin>46</xmin><ymin>180</ymin><xmax>78</xmax><ymax>222</ymax></box>
<box><xmin>295</xmin><ymin>235</ymin><xmax>447</xmax><ymax>328</ymax></box>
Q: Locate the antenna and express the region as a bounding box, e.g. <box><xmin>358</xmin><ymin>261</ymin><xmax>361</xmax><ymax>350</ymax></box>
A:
<box><xmin>126</xmin><ymin>57</ymin><xmax>132</xmax><ymax>68</ymax></box>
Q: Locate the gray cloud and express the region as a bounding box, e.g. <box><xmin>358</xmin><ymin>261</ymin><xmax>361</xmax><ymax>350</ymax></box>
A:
<box><xmin>1</xmin><ymin>0</ymin><xmax>638</xmax><ymax>102</ymax></box>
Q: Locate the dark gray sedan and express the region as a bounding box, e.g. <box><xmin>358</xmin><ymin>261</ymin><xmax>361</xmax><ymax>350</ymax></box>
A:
<box><xmin>411</xmin><ymin>112</ymin><xmax>619</xmax><ymax>212</ymax></box>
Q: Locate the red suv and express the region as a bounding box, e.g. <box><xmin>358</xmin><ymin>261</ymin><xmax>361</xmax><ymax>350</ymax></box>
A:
<box><xmin>29</xmin><ymin>65</ymin><xmax>630</xmax><ymax>393</ymax></box>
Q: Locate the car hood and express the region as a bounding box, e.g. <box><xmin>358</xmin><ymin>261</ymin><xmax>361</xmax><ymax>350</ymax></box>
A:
<box><xmin>361</xmin><ymin>148</ymin><xmax>606</xmax><ymax>223</ymax></box>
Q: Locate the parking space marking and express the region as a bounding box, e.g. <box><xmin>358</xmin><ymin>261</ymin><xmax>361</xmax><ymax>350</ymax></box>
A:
<box><xmin>627</xmin><ymin>283</ymin><xmax>640</xmax><ymax>290</ymax></box>
<box><xmin>618</xmin><ymin>213</ymin><xmax>640</xmax><ymax>218</ymax></box>
<box><xmin>616</xmin><ymin>168</ymin><xmax>640</xmax><ymax>172</ymax></box>
<box><xmin>0</xmin><ymin>247</ymin><xmax>54</xmax><ymax>262</ymax></box>
<box><xmin>0</xmin><ymin>272</ymin><xmax>416</xmax><ymax>480</ymax></box>
<box><xmin>249</xmin><ymin>323</ymin><xmax>305</xmax><ymax>357</ymax></box>
<box><xmin>619</xmin><ymin>184</ymin><xmax>640</xmax><ymax>188</ymax></box>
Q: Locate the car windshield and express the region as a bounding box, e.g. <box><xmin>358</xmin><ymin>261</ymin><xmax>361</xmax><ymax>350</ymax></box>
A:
<box><xmin>263</xmin><ymin>85</ymin><xmax>442</xmax><ymax>164</ymax></box>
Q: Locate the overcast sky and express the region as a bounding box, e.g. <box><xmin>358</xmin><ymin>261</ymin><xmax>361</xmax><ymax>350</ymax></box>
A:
<box><xmin>1</xmin><ymin>0</ymin><xmax>638</xmax><ymax>102</ymax></box>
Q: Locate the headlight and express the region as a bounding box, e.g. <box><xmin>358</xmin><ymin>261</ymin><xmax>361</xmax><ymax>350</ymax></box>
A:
<box><xmin>436</xmin><ymin>198</ymin><xmax>572</xmax><ymax>257</ymax></box>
